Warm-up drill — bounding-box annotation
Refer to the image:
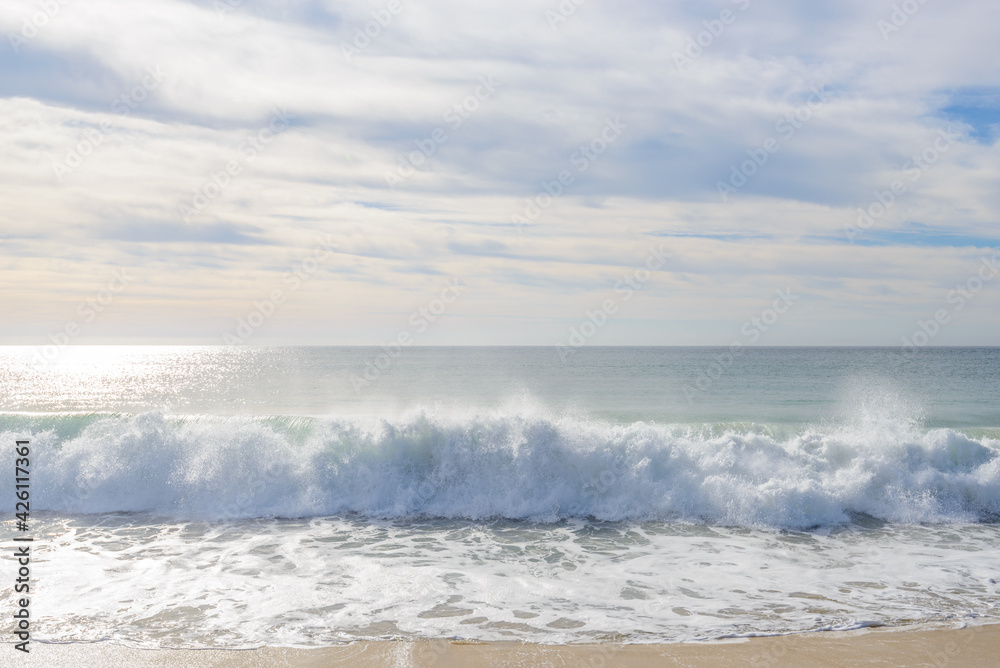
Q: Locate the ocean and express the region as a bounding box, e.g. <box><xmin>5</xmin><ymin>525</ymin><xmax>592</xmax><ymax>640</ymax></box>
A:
<box><xmin>1</xmin><ymin>346</ymin><xmax>998</xmax><ymax>647</ymax></box>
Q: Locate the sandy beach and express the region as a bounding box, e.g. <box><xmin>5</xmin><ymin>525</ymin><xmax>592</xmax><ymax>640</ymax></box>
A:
<box><xmin>4</xmin><ymin>623</ymin><xmax>996</xmax><ymax>667</ymax></box>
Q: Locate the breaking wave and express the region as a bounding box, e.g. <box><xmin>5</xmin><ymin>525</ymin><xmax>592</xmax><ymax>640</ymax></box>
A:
<box><xmin>3</xmin><ymin>410</ymin><xmax>999</xmax><ymax>527</ymax></box>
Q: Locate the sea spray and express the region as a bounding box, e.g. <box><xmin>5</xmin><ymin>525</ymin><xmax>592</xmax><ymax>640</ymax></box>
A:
<box><xmin>3</xmin><ymin>410</ymin><xmax>998</xmax><ymax>526</ymax></box>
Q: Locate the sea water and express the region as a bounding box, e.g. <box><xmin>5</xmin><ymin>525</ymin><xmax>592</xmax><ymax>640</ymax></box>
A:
<box><xmin>1</xmin><ymin>346</ymin><xmax>998</xmax><ymax>646</ymax></box>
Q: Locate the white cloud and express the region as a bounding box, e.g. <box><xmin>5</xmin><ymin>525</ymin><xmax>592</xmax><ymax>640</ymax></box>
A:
<box><xmin>1</xmin><ymin>0</ymin><xmax>999</xmax><ymax>345</ymax></box>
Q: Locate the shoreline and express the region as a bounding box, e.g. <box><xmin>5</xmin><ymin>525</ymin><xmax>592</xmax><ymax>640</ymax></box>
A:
<box><xmin>4</xmin><ymin>622</ymin><xmax>998</xmax><ymax>667</ymax></box>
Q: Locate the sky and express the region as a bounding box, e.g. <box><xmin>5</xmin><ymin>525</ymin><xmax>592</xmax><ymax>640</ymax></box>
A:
<box><xmin>1</xmin><ymin>0</ymin><xmax>999</xmax><ymax>347</ymax></box>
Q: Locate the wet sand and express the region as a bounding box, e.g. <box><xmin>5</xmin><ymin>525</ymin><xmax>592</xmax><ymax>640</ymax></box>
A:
<box><xmin>3</xmin><ymin>622</ymin><xmax>996</xmax><ymax>667</ymax></box>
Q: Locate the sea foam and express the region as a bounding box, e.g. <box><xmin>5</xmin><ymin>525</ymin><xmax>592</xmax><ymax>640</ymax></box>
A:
<box><xmin>3</xmin><ymin>410</ymin><xmax>999</xmax><ymax>527</ymax></box>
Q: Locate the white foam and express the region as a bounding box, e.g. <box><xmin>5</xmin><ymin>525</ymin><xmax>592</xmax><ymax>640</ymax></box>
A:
<box><xmin>17</xmin><ymin>516</ymin><xmax>1000</xmax><ymax>647</ymax></box>
<box><xmin>3</xmin><ymin>409</ymin><xmax>999</xmax><ymax>527</ymax></box>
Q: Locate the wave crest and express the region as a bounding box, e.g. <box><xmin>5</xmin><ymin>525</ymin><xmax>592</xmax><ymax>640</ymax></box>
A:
<box><xmin>4</xmin><ymin>411</ymin><xmax>999</xmax><ymax>527</ymax></box>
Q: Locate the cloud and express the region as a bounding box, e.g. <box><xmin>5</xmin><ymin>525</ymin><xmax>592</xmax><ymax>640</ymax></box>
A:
<box><xmin>1</xmin><ymin>0</ymin><xmax>999</xmax><ymax>344</ymax></box>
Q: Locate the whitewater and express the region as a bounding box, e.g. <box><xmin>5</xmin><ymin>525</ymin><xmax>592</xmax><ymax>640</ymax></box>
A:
<box><xmin>1</xmin><ymin>346</ymin><xmax>998</xmax><ymax>646</ymax></box>
<box><xmin>4</xmin><ymin>410</ymin><xmax>999</xmax><ymax>527</ymax></box>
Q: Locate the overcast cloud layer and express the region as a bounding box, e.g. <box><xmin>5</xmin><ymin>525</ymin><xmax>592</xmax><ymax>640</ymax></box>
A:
<box><xmin>2</xmin><ymin>0</ymin><xmax>999</xmax><ymax>346</ymax></box>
